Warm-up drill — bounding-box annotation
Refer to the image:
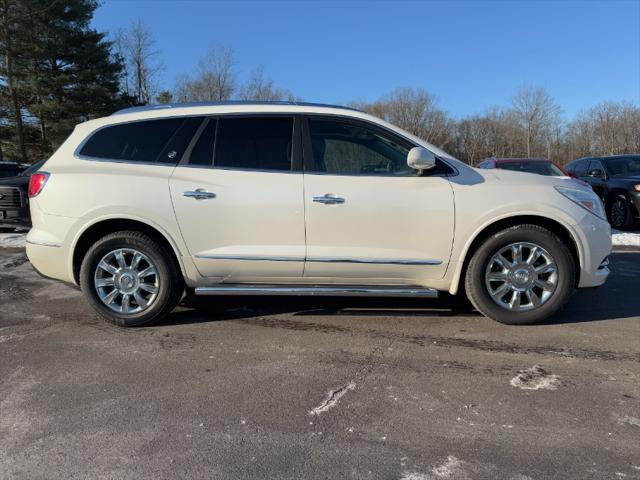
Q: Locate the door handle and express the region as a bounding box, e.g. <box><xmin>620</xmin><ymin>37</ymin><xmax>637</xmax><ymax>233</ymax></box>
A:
<box><xmin>183</xmin><ymin>189</ymin><xmax>216</xmax><ymax>200</ymax></box>
<box><xmin>312</xmin><ymin>194</ymin><xmax>345</xmax><ymax>205</ymax></box>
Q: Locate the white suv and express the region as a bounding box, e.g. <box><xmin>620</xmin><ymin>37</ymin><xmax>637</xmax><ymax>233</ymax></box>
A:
<box><xmin>26</xmin><ymin>102</ymin><xmax>611</xmax><ymax>326</ymax></box>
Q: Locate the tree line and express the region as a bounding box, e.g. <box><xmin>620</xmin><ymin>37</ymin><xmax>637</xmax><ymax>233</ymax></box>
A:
<box><xmin>1</xmin><ymin>1</ymin><xmax>638</xmax><ymax>165</ymax></box>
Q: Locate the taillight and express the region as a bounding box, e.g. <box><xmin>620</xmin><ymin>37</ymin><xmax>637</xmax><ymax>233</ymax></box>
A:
<box><xmin>28</xmin><ymin>172</ymin><xmax>50</xmax><ymax>198</ymax></box>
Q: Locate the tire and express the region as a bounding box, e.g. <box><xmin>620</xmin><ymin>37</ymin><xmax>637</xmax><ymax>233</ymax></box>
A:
<box><xmin>464</xmin><ymin>224</ymin><xmax>576</xmax><ymax>325</ymax></box>
<box><xmin>79</xmin><ymin>230</ymin><xmax>184</xmax><ymax>327</ymax></box>
<box><xmin>608</xmin><ymin>195</ymin><xmax>635</xmax><ymax>230</ymax></box>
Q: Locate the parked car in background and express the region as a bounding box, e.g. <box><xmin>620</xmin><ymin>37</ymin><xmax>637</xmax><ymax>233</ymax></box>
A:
<box><xmin>0</xmin><ymin>161</ymin><xmax>26</xmax><ymax>179</ymax></box>
<box><xmin>478</xmin><ymin>157</ymin><xmax>567</xmax><ymax>177</ymax></box>
<box><xmin>26</xmin><ymin>102</ymin><xmax>610</xmax><ymax>327</ymax></box>
<box><xmin>0</xmin><ymin>160</ymin><xmax>46</xmax><ymax>230</ymax></box>
<box><xmin>565</xmin><ymin>155</ymin><xmax>640</xmax><ymax>229</ymax></box>
<box><xmin>478</xmin><ymin>157</ymin><xmax>592</xmax><ymax>190</ymax></box>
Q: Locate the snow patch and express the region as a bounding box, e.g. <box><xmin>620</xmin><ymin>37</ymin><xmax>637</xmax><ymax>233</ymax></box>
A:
<box><xmin>432</xmin><ymin>456</ymin><xmax>464</xmax><ymax>478</ymax></box>
<box><xmin>309</xmin><ymin>382</ymin><xmax>355</xmax><ymax>415</ymax></box>
<box><xmin>611</xmin><ymin>230</ymin><xmax>640</xmax><ymax>247</ymax></box>
<box><xmin>616</xmin><ymin>415</ymin><xmax>640</xmax><ymax>428</ymax></box>
<box><xmin>0</xmin><ymin>233</ymin><xmax>26</xmax><ymax>248</ymax></box>
<box><xmin>510</xmin><ymin>365</ymin><xmax>560</xmax><ymax>390</ymax></box>
<box><xmin>400</xmin><ymin>456</ymin><xmax>468</xmax><ymax>480</ymax></box>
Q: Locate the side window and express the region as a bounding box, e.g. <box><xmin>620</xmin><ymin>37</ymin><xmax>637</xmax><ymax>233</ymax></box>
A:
<box><xmin>189</xmin><ymin>119</ymin><xmax>217</xmax><ymax>166</ymax></box>
<box><xmin>79</xmin><ymin>118</ymin><xmax>200</xmax><ymax>164</ymax></box>
<box><xmin>588</xmin><ymin>159</ymin><xmax>604</xmax><ymax>174</ymax></box>
<box><xmin>214</xmin><ymin>117</ymin><xmax>293</xmax><ymax>171</ymax></box>
<box><xmin>307</xmin><ymin>118</ymin><xmax>412</xmax><ymax>175</ymax></box>
<box><xmin>570</xmin><ymin>159</ymin><xmax>588</xmax><ymax>177</ymax></box>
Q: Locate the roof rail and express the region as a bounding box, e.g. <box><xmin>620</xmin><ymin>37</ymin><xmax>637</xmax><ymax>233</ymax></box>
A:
<box><xmin>112</xmin><ymin>100</ymin><xmax>362</xmax><ymax>116</ymax></box>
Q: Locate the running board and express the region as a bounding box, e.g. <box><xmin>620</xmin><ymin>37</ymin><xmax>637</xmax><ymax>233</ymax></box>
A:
<box><xmin>194</xmin><ymin>285</ymin><xmax>439</xmax><ymax>298</ymax></box>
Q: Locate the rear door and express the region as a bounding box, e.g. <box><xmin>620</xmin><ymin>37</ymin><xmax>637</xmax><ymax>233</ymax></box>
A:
<box><xmin>300</xmin><ymin>116</ymin><xmax>455</xmax><ymax>284</ymax></box>
<box><xmin>169</xmin><ymin>115</ymin><xmax>306</xmax><ymax>281</ymax></box>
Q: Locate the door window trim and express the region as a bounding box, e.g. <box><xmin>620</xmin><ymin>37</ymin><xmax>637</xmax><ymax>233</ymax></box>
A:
<box><xmin>178</xmin><ymin>114</ymin><xmax>303</xmax><ymax>173</ymax></box>
<box><xmin>300</xmin><ymin>114</ymin><xmax>457</xmax><ymax>177</ymax></box>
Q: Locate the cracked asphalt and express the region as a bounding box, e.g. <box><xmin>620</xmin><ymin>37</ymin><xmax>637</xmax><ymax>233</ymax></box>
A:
<box><xmin>1</xmin><ymin>246</ymin><xmax>639</xmax><ymax>480</ymax></box>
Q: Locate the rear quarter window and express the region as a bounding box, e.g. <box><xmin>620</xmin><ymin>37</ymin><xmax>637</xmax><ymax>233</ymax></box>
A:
<box><xmin>79</xmin><ymin>117</ymin><xmax>203</xmax><ymax>164</ymax></box>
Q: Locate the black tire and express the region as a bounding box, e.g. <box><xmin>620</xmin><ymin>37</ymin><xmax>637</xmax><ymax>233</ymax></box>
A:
<box><xmin>608</xmin><ymin>194</ymin><xmax>635</xmax><ymax>230</ymax></box>
<box><xmin>464</xmin><ymin>224</ymin><xmax>576</xmax><ymax>325</ymax></box>
<box><xmin>79</xmin><ymin>230</ymin><xmax>183</xmax><ymax>327</ymax></box>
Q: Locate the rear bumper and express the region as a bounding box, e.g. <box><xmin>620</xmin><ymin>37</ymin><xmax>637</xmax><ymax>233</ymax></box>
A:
<box><xmin>26</xmin><ymin>240</ymin><xmax>72</xmax><ymax>284</ymax></box>
<box><xmin>26</xmin><ymin>201</ymin><xmax>77</xmax><ymax>285</ymax></box>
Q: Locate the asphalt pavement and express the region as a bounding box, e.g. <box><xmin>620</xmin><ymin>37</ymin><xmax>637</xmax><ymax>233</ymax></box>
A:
<box><xmin>1</xmin><ymin>247</ymin><xmax>639</xmax><ymax>480</ymax></box>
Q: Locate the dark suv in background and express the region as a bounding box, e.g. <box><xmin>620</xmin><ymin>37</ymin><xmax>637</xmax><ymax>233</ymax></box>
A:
<box><xmin>0</xmin><ymin>161</ymin><xmax>26</xmax><ymax>178</ymax></box>
<box><xmin>0</xmin><ymin>160</ymin><xmax>45</xmax><ymax>230</ymax></box>
<box><xmin>565</xmin><ymin>155</ymin><xmax>640</xmax><ymax>229</ymax></box>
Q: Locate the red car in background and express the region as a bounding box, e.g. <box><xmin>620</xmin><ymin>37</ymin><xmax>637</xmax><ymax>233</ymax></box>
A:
<box><xmin>477</xmin><ymin>157</ymin><xmax>591</xmax><ymax>187</ymax></box>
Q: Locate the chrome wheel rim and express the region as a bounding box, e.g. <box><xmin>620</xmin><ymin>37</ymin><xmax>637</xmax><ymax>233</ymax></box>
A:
<box><xmin>485</xmin><ymin>242</ymin><xmax>558</xmax><ymax>312</ymax></box>
<box><xmin>94</xmin><ymin>248</ymin><xmax>159</xmax><ymax>314</ymax></box>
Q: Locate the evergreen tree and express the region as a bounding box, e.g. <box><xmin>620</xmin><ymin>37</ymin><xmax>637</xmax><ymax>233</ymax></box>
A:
<box><xmin>0</xmin><ymin>0</ymin><xmax>132</xmax><ymax>162</ymax></box>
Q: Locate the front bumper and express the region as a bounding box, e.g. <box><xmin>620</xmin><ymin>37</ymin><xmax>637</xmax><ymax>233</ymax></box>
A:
<box><xmin>0</xmin><ymin>207</ymin><xmax>30</xmax><ymax>228</ymax></box>
<box><xmin>573</xmin><ymin>212</ymin><xmax>611</xmax><ymax>288</ymax></box>
<box><xmin>631</xmin><ymin>191</ymin><xmax>640</xmax><ymax>218</ymax></box>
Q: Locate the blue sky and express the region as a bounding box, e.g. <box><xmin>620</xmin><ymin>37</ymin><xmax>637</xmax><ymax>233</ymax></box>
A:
<box><xmin>93</xmin><ymin>0</ymin><xmax>640</xmax><ymax>119</ymax></box>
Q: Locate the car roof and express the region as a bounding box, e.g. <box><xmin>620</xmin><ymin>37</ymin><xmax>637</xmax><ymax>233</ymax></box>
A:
<box><xmin>112</xmin><ymin>101</ymin><xmax>362</xmax><ymax>116</ymax></box>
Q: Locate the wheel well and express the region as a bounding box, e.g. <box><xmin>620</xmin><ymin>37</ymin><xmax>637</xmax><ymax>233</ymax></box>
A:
<box><xmin>72</xmin><ymin>219</ymin><xmax>181</xmax><ymax>284</ymax></box>
<box><xmin>458</xmin><ymin>215</ymin><xmax>581</xmax><ymax>292</ymax></box>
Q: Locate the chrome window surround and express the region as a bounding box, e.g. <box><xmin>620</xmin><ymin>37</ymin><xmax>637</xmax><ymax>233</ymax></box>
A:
<box><xmin>73</xmin><ymin>111</ymin><xmax>459</xmax><ymax>177</ymax></box>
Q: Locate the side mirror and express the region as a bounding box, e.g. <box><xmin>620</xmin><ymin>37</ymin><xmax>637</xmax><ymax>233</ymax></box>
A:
<box><xmin>407</xmin><ymin>147</ymin><xmax>437</xmax><ymax>172</ymax></box>
<box><xmin>566</xmin><ymin>171</ymin><xmax>577</xmax><ymax>178</ymax></box>
<box><xmin>587</xmin><ymin>169</ymin><xmax>605</xmax><ymax>178</ymax></box>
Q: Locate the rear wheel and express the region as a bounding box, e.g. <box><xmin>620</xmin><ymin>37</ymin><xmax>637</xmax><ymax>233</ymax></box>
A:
<box><xmin>79</xmin><ymin>230</ymin><xmax>183</xmax><ymax>326</ymax></box>
<box><xmin>464</xmin><ymin>224</ymin><xmax>576</xmax><ymax>325</ymax></box>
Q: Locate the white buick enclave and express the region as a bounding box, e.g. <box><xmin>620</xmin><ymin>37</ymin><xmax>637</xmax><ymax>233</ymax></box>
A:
<box><xmin>26</xmin><ymin>102</ymin><xmax>611</xmax><ymax>326</ymax></box>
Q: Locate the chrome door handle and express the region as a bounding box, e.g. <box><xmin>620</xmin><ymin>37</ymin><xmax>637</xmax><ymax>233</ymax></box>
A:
<box><xmin>183</xmin><ymin>190</ymin><xmax>216</xmax><ymax>200</ymax></box>
<box><xmin>312</xmin><ymin>194</ymin><xmax>345</xmax><ymax>205</ymax></box>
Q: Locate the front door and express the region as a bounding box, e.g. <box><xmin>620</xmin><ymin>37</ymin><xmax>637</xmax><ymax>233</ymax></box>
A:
<box><xmin>170</xmin><ymin>115</ymin><xmax>305</xmax><ymax>281</ymax></box>
<box><xmin>301</xmin><ymin>116</ymin><xmax>455</xmax><ymax>285</ymax></box>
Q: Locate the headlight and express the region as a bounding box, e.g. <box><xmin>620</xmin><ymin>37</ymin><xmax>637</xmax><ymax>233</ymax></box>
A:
<box><xmin>634</xmin><ymin>184</ymin><xmax>640</xmax><ymax>192</ymax></box>
<box><xmin>555</xmin><ymin>186</ymin><xmax>606</xmax><ymax>220</ymax></box>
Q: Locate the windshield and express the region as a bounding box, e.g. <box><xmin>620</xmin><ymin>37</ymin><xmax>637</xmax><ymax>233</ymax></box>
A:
<box><xmin>498</xmin><ymin>161</ymin><xmax>564</xmax><ymax>176</ymax></box>
<box><xmin>605</xmin><ymin>156</ymin><xmax>640</xmax><ymax>176</ymax></box>
<box><xmin>19</xmin><ymin>160</ymin><xmax>46</xmax><ymax>176</ymax></box>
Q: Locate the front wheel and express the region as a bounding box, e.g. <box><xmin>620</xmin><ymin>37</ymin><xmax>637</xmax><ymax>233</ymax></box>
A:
<box><xmin>608</xmin><ymin>195</ymin><xmax>635</xmax><ymax>230</ymax></box>
<box><xmin>464</xmin><ymin>224</ymin><xmax>576</xmax><ymax>325</ymax></box>
<box><xmin>79</xmin><ymin>230</ymin><xmax>184</xmax><ymax>327</ymax></box>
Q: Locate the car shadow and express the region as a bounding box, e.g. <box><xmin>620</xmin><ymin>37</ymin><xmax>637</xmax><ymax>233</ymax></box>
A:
<box><xmin>154</xmin><ymin>252</ymin><xmax>640</xmax><ymax>328</ymax></box>
<box><xmin>156</xmin><ymin>294</ymin><xmax>473</xmax><ymax>327</ymax></box>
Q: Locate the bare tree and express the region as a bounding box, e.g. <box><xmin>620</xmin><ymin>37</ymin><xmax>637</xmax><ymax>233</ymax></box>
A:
<box><xmin>112</xmin><ymin>28</ymin><xmax>131</xmax><ymax>96</ymax></box>
<box><xmin>175</xmin><ymin>46</ymin><xmax>236</xmax><ymax>102</ymax></box>
<box><xmin>355</xmin><ymin>87</ymin><xmax>455</xmax><ymax>149</ymax></box>
<box><xmin>511</xmin><ymin>86</ymin><xmax>562</xmax><ymax>157</ymax></box>
<box><xmin>120</xmin><ymin>20</ymin><xmax>162</xmax><ymax>104</ymax></box>
<box><xmin>239</xmin><ymin>66</ymin><xmax>295</xmax><ymax>101</ymax></box>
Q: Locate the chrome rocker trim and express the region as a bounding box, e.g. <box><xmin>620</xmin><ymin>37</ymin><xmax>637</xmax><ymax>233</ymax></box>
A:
<box><xmin>194</xmin><ymin>284</ymin><xmax>439</xmax><ymax>298</ymax></box>
<box><xmin>194</xmin><ymin>254</ymin><xmax>442</xmax><ymax>266</ymax></box>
